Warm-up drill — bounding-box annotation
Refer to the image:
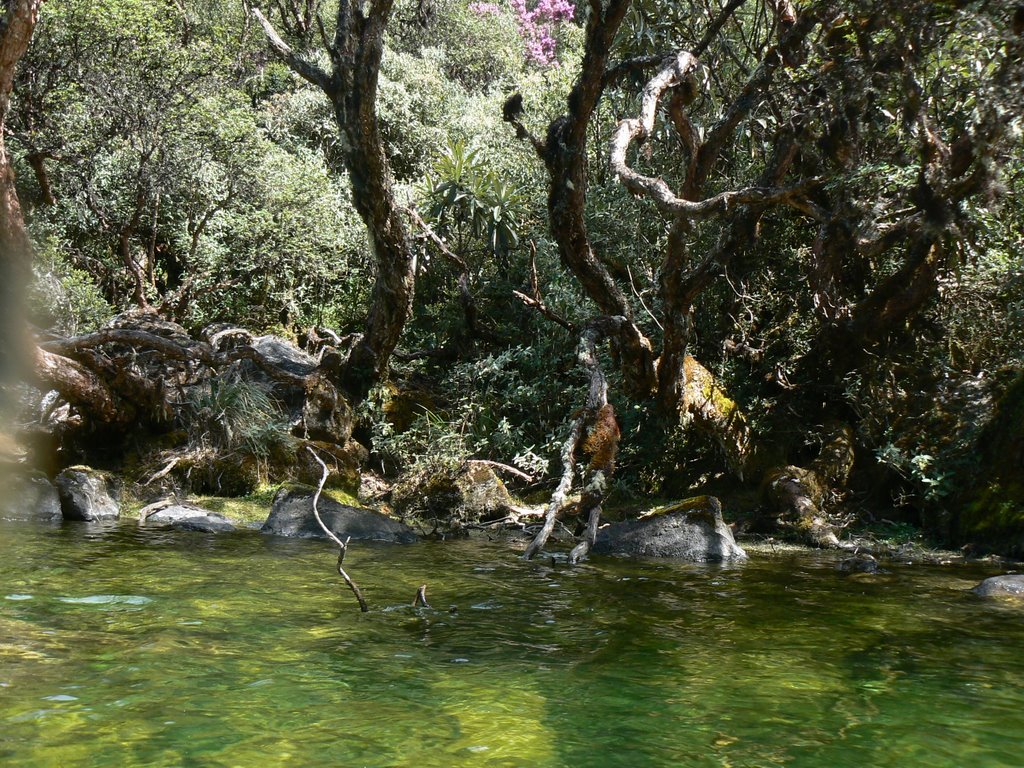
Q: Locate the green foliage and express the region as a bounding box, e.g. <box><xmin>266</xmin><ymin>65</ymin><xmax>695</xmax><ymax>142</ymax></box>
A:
<box><xmin>390</xmin><ymin>0</ymin><xmax>526</xmax><ymax>90</ymax></box>
<box><xmin>182</xmin><ymin>379</ymin><xmax>294</xmax><ymax>461</ymax></box>
<box><xmin>423</xmin><ymin>138</ymin><xmax>525</xmax><ymax>259</ymax></box>
<box><xmin>27</xmin><ymin>236</ymin><xmax>114</xmax><ymax>335</ymax></box>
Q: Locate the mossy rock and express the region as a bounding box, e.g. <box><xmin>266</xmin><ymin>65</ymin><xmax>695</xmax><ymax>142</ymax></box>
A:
<box><xmin>392</xmin><ymin>463</ymin><xmax>513</xmax><ymax>530</ymax></box>
<box><xmin>292</xmin><ymin>439</ymin><xmax>365</xmax><ymax>496</ymax></box>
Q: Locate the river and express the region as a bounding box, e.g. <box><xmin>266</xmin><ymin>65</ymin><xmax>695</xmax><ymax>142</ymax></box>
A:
<box><xmin>1</xmin><ymin>519</ymin><xmax>1022</xmax><ymax>767</ymax></box>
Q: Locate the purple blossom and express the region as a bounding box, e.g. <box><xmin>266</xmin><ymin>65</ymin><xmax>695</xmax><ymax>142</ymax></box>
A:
<box><xmin>470</xmin><ymin>0</ymin><xmax>576</xmax><ymax>67</ymax></box>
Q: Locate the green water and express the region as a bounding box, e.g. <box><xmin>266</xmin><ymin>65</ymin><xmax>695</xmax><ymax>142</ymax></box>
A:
<box><xmin>1</xmin><ymin>520</ymin><xmax>1022</xmax><ymax>767</ymax></box>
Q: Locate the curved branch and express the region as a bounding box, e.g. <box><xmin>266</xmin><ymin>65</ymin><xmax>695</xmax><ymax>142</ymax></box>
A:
<box><xmin>251</xmin><ymin>8</ymin><xmax>333</xmax><ymax>92</ymax></box>
<box><xmin>609</xmin><ymin>52</ymin><xmax>818</xmax><ymax>219</ymax></box>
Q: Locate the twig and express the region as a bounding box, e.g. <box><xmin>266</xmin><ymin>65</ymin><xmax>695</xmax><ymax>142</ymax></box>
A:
<box><xmin>513</xmin><ymin>242</ymin><xmax>576</xmax><ymax>332</ymax></box>
<box><xmin>307</xmin><ymin>446</ymin><xmax>369</xmax><ymax>612</ymax></box>
<box><xmin>626</xmin><ymin>264</ymin><xmax>663</xmax><ymax>331</ymax></box>
<box><xmin>141</xmin><ymin>456</ymin><xmax>180</xmax><ymax>486</ymax></box>
<box><xmin>466</xmin><ymin>459</ymin><xmax>534</xmax><ymax>483</ymax></box>
<box><xmin>412</xmin><ymin>584</ymin><xmax>430</xmax><ymax>608</ymax></box>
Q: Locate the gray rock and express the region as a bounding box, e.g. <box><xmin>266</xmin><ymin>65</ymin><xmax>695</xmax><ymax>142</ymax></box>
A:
<box><xmin>55</xmin><ymin>467</ymin><xmax>121</xmax><ymax>521</ymax></box>
<box><xmin>139</xmin><ymin>500</ymin><xmax>236</xmax><ymax>533</ymax></box>
<box><xmin>263</xmin><ymin>486</ymin><xmax>417</xmax><ymax>543</ymax></box>
<box><xmin>593</xmin><ymin>496</ymin><xmax>747</xmax><ymax>562</ymax></box>
<box><xmin>971</xmin><ymin>574</ymin><xmax>1024</xmax><ymax>598</ymax></box>
<box><xmin>0</xmin><ymin>471</ymin><xmax>62</xmax><ymax>520</ymax></box>
<box><xmin>253</xmin><ymin>335</ymin><xmax>318</xmax><ymax>377</ymax></box>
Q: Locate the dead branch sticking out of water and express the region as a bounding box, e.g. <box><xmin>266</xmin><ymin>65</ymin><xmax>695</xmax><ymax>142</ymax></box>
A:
<box><xmin>412</xmin><ymin>584</ymin><xmax>430</xmax><ymax>608</ymax></box>
<box><xmin>524</xmin><ymin>321</ymin><xmax>619</xmax><ymax>562</ymax></box>
<box><xmin>307</xmin><ymin>446</ymin><xmax>369</xmax><ymax>613</ymax></box>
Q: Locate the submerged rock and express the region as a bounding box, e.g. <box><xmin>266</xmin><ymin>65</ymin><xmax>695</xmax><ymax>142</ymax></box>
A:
<box><xmin>593</xmin><ymin>496</ymin><xmax>747</xmax><ymax>562</ymax></box>
<box><xmin>971</xmin><ymin>574</ymin><xmax>1024</xmax><ymax>598</ymax></box>
<box><xmin>0</xmin><ymin>471</ymin><xmax>62</xmax><ymax>521</ymax></box>
<box><xmin>838</xmin><ymin>553</ymin><xmax>880</xmax><ymax>574</ymax></box>
<box><xmin>55</xmin><ymin>467</ymin><xmax>120</xmax><ymax>521</ymax></box>
<box><xmin>262</xmin><ymin>486</ymin><xmax>417</xmax><ymax>543</ymax></box>
<box><xmin>139</xmin><ymin>500</ymin><xmax>236</xmax><ymax>533</ymax></box>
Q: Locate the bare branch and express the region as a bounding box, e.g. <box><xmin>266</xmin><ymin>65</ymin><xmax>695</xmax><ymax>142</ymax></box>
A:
<box><xmin>308</xmin><ymin>446</ymin><xmax>370</xmax><ymax>612</ymax></box>
<box><xmin>609</xmin><ymin>52</ymin><xmax>819</xmax><ymax>219</ymax></box>
<box><xmin>250</xmin><ymin>7</ymin><xmax>333</xmax><ymax>93</ymax></box>
<box><xmin>523</xmin><ymin>416</ymin><xmax>584</xmax><ymax>560</ymax></box>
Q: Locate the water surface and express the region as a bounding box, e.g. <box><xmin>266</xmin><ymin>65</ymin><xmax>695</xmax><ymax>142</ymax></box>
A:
<box><xmin>1</xmin><ymin>519</ymin><xmax>1021</xmax><ymax>767</ymax></box>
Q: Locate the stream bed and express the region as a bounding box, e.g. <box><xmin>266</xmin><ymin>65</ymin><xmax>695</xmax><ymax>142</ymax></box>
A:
<box><xmin>1</xmin><ymin>518</ymin><xmax>1022</xmax><ymax>767</ymax></box>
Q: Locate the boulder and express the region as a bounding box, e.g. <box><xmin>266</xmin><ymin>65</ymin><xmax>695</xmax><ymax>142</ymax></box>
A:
<box><xmin>392</xmin><ymin>463</ymin><xmax>514</xmax><ymax>528</ymax></box>
<box><xmin>971</xmin><ymin>574</ymin><xmax>1024</xmax><ymax>598</ymax></box>
<box><xmin>139</xmin><ymin>500</ymin><xmax>236</xmax><ymax>533</ymax></box>
<box><xmin>593</xmin><ymin>496</ymin><xmax>747</xmax><ymax>561</ymax></box>
<box><xmin>0</xmin><ymin>471</ymin><xmax>62</xmax><ymax>521</ymax></box>
<box><xmin>262</xmin><ymin>485</ymin><xmax>417</xmax><ymax>543</ymax></box>
<box><xmin>55</xmin><ymin>467</ymin><xmax>121</xmax><ymax>521</ymax></box>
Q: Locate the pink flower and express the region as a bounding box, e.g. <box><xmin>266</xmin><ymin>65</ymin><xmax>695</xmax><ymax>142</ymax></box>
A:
<box><xmin>471</xmin><ymin>0</ymin><xmax>576</xmax><ymax>66</ymax></box>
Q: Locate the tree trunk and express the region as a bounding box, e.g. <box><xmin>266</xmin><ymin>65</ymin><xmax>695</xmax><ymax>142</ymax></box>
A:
<box><xmin>0</xmin><ymin>1</ymin><xmax>45</xmax><ymax>393</ymax></box>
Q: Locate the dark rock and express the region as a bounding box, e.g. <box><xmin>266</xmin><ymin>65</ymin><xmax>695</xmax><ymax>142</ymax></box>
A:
<box><xmin>139</xmin><ymin>500</ymin><xmax>236</xmax><ymax>533</ymax></box>
<box><xmin>593</xmin><ymin>496</ymin><xmax>747</xmax><ymax>561</ymax></box>
<box><xmin>971</xmin><ymin>574</ymin><xmax>1024</xmax><ymax>598</ymax></box>
<box><xmin>262</xmin><ymin>486</ymin><xmax>417</xmax><ymax>543</ymax></box>
<box><xmin>55</xmin><ymin>467</ymin><xmax>121</xmax><ymax>521</ymax></box>
<box><xmin>0</xmin><ymin>471</ymin><xmax>62</xmax><ymax>520</ymax></box>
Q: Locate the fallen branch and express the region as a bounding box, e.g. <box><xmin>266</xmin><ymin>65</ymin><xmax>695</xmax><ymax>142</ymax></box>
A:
<box><xmin>466</xmin><ymin>459</ymin><xmax>534</xmax><ymax>483</ymax></box>
<box><xmin>141</xmin><ymin>456</ymin><xmax>180</xmax><ymax>486</ymax></box>
<box><xmin>523</xmin><ymin>416</ymin><xmax>584</xmax><ymax>559</ymax></box>
<box><xmin>524</xmin><ymin>321</ymin><xmax>619</xmax><ymax>562</ymax></box>
<box><xmin>307</xmin><ymin>446</ymin><xmax>369</xmax><ymax>612</ymax></box>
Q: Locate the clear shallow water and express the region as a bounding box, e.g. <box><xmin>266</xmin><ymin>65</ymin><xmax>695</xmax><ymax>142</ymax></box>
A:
<box><xmin>1</xmin><ymin>519</ymin><xmax>1022</xmax><ymax>768</ymax></box>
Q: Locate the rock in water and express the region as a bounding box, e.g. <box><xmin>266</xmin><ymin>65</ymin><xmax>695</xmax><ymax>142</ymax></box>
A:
<box><xmin>139</xmin><ymin>500</ymin><xmax>236</xmax><ymax>532</ymax></box>
<box><xmin>971</xmin><ymin>574</ymin><xmax>1024</xmax><ymax>598</ymax></box>
<box><xmin>262</xmin><ymin>486</ymin><xmax>417</xmax><ymax>543</ymax></box>
<box><xmin>391</xmin><ymin>463</ymin><xmax>514</xmax><ymax>529</ymax></box>
<box><xmin>55</xmin><ymin>467</ymin><xmax>121</xmax><ymax>521</ymax></box>
<box><xmin>0</xmin><ymin>471</ymin><xmax>62</xmax><ymax>520</ymax></box>
<box><xmin>593</xmin><ymin>496</ymin><xmax>747</xmax><ymax>561</ymax></box>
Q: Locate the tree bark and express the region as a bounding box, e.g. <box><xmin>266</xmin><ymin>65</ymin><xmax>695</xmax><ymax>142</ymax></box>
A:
<box><xmin>505</xmin><ymin>0</ymin><xmax>656</xmax><ymax>398</ymax></box>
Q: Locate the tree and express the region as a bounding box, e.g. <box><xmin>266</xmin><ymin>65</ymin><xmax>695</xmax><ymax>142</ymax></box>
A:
<box><xmin>507</xmin><ymin>0</ymin><xmax>1023</xmax><ymax>552</ymax></box>
<box><xmin>252</xmin><ymin>0</ymin><xmax>416</xmax><ymax>401</ymax></box>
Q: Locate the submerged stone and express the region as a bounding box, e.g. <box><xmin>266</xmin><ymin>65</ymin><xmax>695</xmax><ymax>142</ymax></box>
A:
<box><xmin>971</xmin><ymin>574</ymin><xmax>1024</xmax><ymax>598</ymax></box>
<box><xmin>139</xmin><ymin>500</ymin><xmax>236</xmax><ymax>533</ymax></box>
<box><xmin>593</xmin><ymin>496</ymin><xmax>747</xmax><ymax>562</ymax></box>
<box><xmin>55</xmin><ymin>467</ymin><xmax>120</xmax><ymax>521</ymax></box>
<box><xmin>262</xmin><ymin>486</ymin><xmax>417</xmax><ymax>543</ymax></box>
